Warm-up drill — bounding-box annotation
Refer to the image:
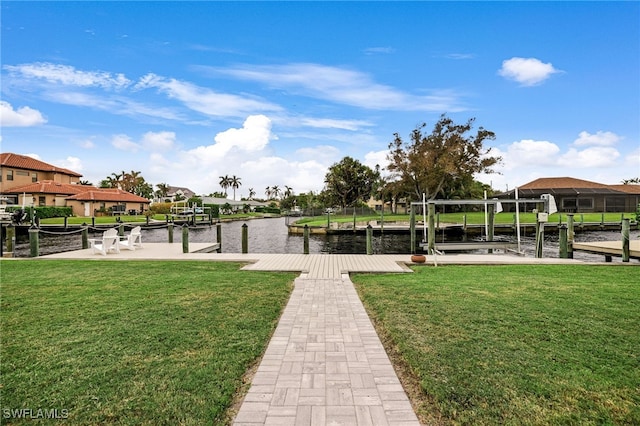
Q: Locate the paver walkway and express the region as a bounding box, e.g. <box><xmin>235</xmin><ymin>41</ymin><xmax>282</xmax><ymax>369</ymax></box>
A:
<box><xmin>233</xmin><ymin>275</ymin><xmax>420</xmax><ymax>426</ymax></box>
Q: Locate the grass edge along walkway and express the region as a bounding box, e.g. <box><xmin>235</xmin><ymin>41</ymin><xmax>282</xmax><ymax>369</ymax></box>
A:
<box><xmin>352</xmin><ymin>264</ymin><xmax>640</xmax><ymax>425</ymax></box>
<box><xmin>0</xmin><ymin>260</ymin><xmax>297</xmax><ymax>425</ymax></box>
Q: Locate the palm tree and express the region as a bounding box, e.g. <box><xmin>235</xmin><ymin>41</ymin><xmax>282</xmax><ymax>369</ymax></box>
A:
<box><xmin>155</xmin><ymin>183</ymin><xmax>170</xmax><ymax>199</ymax></box>
<box><xmin>219</xmin><ymin>175</ymin><xmax>231</xmax><ymax>197</ymax></box>
<box><xmin>271</xmin><ymin>185</ymin><xmax>281</xmax><ymax>200</ymax></box>
<box><xmin>122</xmin><ymin>170</ymin><xmax>142</xmax><ymax>193</ymax></box>
<box><xmin>265</xmin><ymin>186</ymin><xmax>272</xmax><ymax>200</ymax></box>
<box><xmin>106</xmin><ymin>172</ymin><xmax>123</xmax><ymax>189</ymax></box>
<box><xmin>248</xmin><ymin>188</ymin><xmax>256</xmax><ymax>200</ymax></box>
<box><xmin>229</xmin><ymin>175</ymin><xmax>242</xmax><ymax>200</ymax></box>
<box><xmin>284</xmin><ymin>186</ymin><xmax>293</xmax><ymax>198</ymax></box>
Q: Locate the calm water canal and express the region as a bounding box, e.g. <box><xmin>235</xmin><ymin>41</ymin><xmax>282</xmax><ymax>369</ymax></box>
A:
<box><xmin>10</xmin><ymin>216</ymin><xmax>640</xmax><ymax>262</ymax></box>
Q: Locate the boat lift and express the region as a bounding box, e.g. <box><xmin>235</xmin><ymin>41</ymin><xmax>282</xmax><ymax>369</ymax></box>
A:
<box><xmin>411</xmin><ymin>189</ymin><xmax>556</xmax><ymax>256</ymax></box>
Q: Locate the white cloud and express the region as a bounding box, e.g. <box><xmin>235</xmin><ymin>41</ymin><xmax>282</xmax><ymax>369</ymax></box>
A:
<box><xmin>559</xmin><ymin>146</ymin><xmax>620</xmax><ymax>168</ymax></box>
<box><xmin>498</xmin><ymin>57</ymin><xmax>561</xmax><ymax>86</ymax></box>
<box><xmin>445</xmin><ymin>53</ymin><xmax>475</xmax><ymax>60</ymax></box>
<box><xmin>183</xmin><ymin>115</ymin><xmax>275</xmax><ymax>165</ymax></box>
<box><xmin>139</xmin><ymin>115</ymin><xmax>336</xmax><ymax>195</ymax></box>
<box><xmin>78</xmin><ymin>138</ymin><xmax>96</xmax><ymax>149</ymax></box>
<box><xmin>4</xmin><ymin>62</ymin><xmax>131</xmax><ymax>90</ymax></box>
<box><xmin>0</xmin><ymin>101</ymin><xmax>47</xmax><ymax>127</ymax></box>
<box><xmin>142</xmin><ymin>131</ymin><xmax>175</xmax><ymax>151</ymax></box>
<box><xmin>136</xmin><ymin>73</ymin><xmax>282</xmax><ymax>118</ymax></box>
<box><xmin>478</xmin><ymin>132</ymin><xmax>632</xmax><ymax>191</ymax></box>
<box><xmin>295</xmin><ymin>145</ymin><xmax>341</xmax><ymax>163</ymax></box>
<box><xmin>363</xmin><ymin>47</ymin><xmax>395</xmax><ymax>55</ymax></box>
<box><xmin>503</xmin><ymin>139</ymin><xmax>561</xmax><ymax>169</ymax></box>
<box><xmin>240</xmin><ymin>156</ymin><xmax>329</xmax><ymax>194</ymax></box>
<box><xmin>58</xmin><ymin>156</ymin><xmax>83</xmax><ymax>172</ymax></box>
<box><xmin>297</xmin><ymin>117</ymin><xmax>371</xmax><ymax>131</ymax></box>
<box><xmin>625</xmin><ymin>147</ymin><xmax>640</xmax><ymax>170</ymax></box>
<box><xmin>208</xmin><ymin>63</ymin><xmax>467</xmax><ymax>112</ymax></box>
<box><xmin>364</xmin><ymin>150</ymin><xmax>390</xmax><ymax>173</ymax></box>
<box><xmin>573</xmin><ymin>130</ymin><xmax>621</xmax><ymax>147</ymax></box>
<box><xmin>49</xmin><ymin>91</ymin><xmax>181</xmax><ymax>121</ymax></box>
<box><xmin>111</xmin><ymin>134</ymin><xmax>140</xmax><ymax>152</ymax></box>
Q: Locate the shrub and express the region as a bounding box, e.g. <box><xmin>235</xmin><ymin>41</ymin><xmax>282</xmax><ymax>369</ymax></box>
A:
<box><xmin>149</xmin><ymin>202</ymin><xmax>172</xmax><ymax>215</ymax></box>
<box><xmin>254</xmin><ymin>206</ymin><xmax>281</xmax><ymax>214</ymax></box>
<box><xmin>34</xmin><ymin>206</ymin><xmax>72</xmax><ymax>219</ymax></box>
<box><xmin>204</xmin><ymin>204</ymin><xmax>220</xmax><ymax>218</ymax></box>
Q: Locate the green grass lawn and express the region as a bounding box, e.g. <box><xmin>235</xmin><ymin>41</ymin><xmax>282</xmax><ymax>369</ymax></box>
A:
<box><xmin>296</xmin><ymin>212</ymin><xmax>636</xmax><ymax>227</ymax></box>
<box><xmin>352</xmin><ymin>265</ymin><xmax>640</xmax><ymax>425</ymax></box>
<box><xmin>0</xmin><ymin>260</ymin><xmax>296</xmax><ymax>425</ymax></box>
<box><xmin>38</xmin><ymin>212</ymin><xmax>268</xmax><ymax>225</ymax></box>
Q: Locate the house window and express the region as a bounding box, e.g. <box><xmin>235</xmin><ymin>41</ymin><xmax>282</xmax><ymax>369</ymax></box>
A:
<box><xmin>6</xmin><ymin>170</ymin><xmax>13</xmax><ymax>181</ymax></box>
<box><xmin>562</xmin><ymin>198</ymin><xmax>577</xmax><ymax>211</ymax></box>
<box><xmin>605</xmin><ymin>197</ymin><xmax>626</xmax><ymax>213</ymax></box>
<box><xmin>32</xmin><ymin>172</ymin><xmax>38</xmax><ymax>183</ymax></box>
<box><xmin>39</xmin><ymin>196</ymin><xmax>46</xmax><ymax>206</ymax></box>
<box><xmin>577</xmin><ymin>198</ymin><xmax>593</xmax><ymax>210</ymax></box>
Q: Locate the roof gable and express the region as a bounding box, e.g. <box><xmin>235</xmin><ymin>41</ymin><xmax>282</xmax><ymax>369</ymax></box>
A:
<box><xmin>5</xmin><ymin>180</ymin><xmax>150</xmax><ymax>203</ymax></box>
<box><xmin>0</xmin><ymin>153</ymin><xmax>82</xmax><ymax>177</ymax></box>
<box><xmin>608</xmin><ymin>184</ymin><xmax>640</xmax><ymax>195</ymax></box>
<box><xmin>66</xmin><ymin>188</ymin><xmax>150</xmax><ymax>203</ymax></box>
<box><xmin>520</xmin><ymin>177</ymin><xmax>609</xmax><ymax>190</ymax></box>
<box><xmin>4</xmin><ymin>180</ymin><xmax>90</xmax><ymax>195</ymax></box>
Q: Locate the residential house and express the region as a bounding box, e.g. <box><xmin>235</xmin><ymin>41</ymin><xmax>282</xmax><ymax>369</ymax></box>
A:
<box><xmin>200</xmin><ymin>196</ymin><xmax>268</xmax><ymax>213</ymax></box>
<box><xmin>159</xmin><ymin>186</ymin><xmax>196</xmax><ymax>202</ymax></box>
<box><xmin>498</xmin><ymin>177</ymin><xmax>640</xmax><ymax>213</ymax></box>
<box><xmin>5</xmin><ymin>180</ymin><xmax>150</xmax><ymax>216</ymax></box>
<box><xmin>1</xmin><ymin>153</ymin><xmax>150</xmax><ymax>215</ymax></box>
<box><xmin>65</xmin><ymin>188</ymin><xmax>150</xmax><ymax>216</ymax></box>
<box><xmin>1</xmin><ymin>152</ymin><xmax>82</xmax><ymax>203</ymax></box>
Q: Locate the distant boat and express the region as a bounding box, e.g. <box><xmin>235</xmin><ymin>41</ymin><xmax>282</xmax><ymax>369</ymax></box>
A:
<box><xmin>287</xmin><ymin>206</ymin><xmax>302</xmax><ymax>217</ymax></box>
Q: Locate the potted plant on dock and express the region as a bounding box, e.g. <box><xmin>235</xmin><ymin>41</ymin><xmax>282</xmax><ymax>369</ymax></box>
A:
<box><xmin>411</xmin><ymin>252</ymin><xmax>426</xmax><ymax>263</ymax></box>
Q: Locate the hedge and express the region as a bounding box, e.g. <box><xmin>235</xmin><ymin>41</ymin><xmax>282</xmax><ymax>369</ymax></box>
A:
<box><xmin>6</xmin><ymin>206</ymin><xmax>72</xmax><ymax>219</ymax></box>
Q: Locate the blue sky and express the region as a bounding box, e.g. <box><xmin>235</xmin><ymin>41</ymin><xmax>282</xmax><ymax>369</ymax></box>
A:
<box><xmin>1</xmin><ymin>1</ymin><xmax>639</xmax><ymax>198</ymax></box>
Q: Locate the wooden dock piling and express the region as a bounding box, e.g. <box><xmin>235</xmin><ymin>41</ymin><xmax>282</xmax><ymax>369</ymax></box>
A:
<box><xmin>242</xmin><ymin>223</ymin><xmax>248</xmax><ymax>254</ymax></box>
<box><xmin>29</xmin><ymin>227</ymin><xmax>39</xmax><ymax>257</ymax></box>
<box><xmin>182</xmin><ymin>226</ymin><xmax>189</xmax><ymax>253</ymax></box>
<box><xmin>622</xmin><ymin>218</ymin><xmax>630</xmax><ymax>262</ymax></box>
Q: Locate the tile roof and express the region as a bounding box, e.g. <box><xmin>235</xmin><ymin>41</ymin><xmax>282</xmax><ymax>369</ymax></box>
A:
<box><xmin>0</xmin><ymin>153</ymin><xmax>83</xmax><ymax>177</ymax></box>
<box><xmin>66</xmin><ymin>188</ymin><xmax>150</xmax><ymax>203</ymax></box>
<box><xmin>4</xmin><ymin>181</ymin><xmax>89</xmax><ymax>195</ymax></box>
<box><xmin>5</xmin><ymin>180</ymin><xmax>150</xmax><ymax>203</ymax></box>
<box><xmin>608</xmin><ymin>184</ymin><xmax>640</xmax><ymax>195</ymax></box>
<box><xmin>520</xmin><ymin>177</ymin><xmax>609</xmax><ymax>190</ymax></box>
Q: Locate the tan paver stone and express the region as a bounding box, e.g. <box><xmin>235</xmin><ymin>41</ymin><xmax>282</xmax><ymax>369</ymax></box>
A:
<box><xmin>233</xmin><ymin>275</ymin><xmax>420</xmax><ymax>425</ymax></box>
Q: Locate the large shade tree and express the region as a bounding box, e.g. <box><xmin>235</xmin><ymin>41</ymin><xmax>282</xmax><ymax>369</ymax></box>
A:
<box><xmin>386</xmin><ymin>115</ymin><xmax>501</xmax><ymax>200</ymax></box>
<box><xmin>100</xmin><ymin>170</ymin><xmax>153</xmax><ymax>198</ymax></box>
<box><xmin>323</xmin><ymin>157</ymin><xmax>380</xmax><ymax>208</ymax></box>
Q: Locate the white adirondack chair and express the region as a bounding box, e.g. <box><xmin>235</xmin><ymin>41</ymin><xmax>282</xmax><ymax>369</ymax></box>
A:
<box><xmin>120</xmin><ymin>226</ymin><xmax>143</xmax><ymax>250</ymax></box>
<box><xmin>89</xmin><ymin>228</ymin><xmax>120</xmax><ymax>255</ymax></box>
